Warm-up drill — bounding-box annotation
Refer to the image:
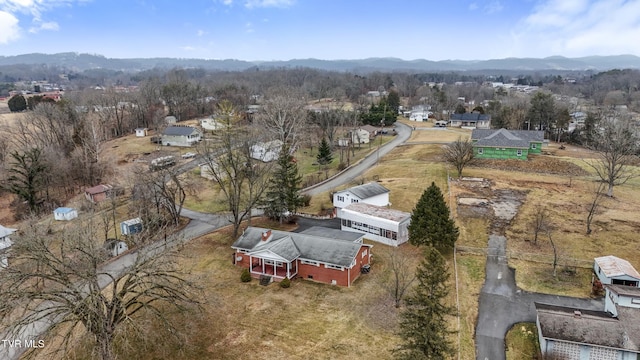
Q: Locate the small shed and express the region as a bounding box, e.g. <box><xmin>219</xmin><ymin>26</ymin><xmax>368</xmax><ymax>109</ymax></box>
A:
<box><xmin>0</xmin><ymin>225</ymin><xmax>16</xmax><ymax>267</ymax></box>
<box><xmin>104</xmin><ymin>239</ymin><xmax>129</xmax><ymax>257</ymax></box>
<box><xmin>53</xmin><ymin>207</ymin><xmax>78</xmax><ymax>221</ymax></box>
<box><xmin>135</xmin><ymin>128</ymin><xmax>148</xmax><ymax>137</ymax></box>
<box><xmin>120</xmin><ymin>218</ymin><xmax>143</xmax><ymax>236</ymax></box>
<box><xmin>85</xmin><ymin>184</ymin><xmax>113</xmax><ymax>203</ymax></box>
<box><xmin>593</xmin><ymin>255</ymin><xmax>640</xmax><ymax>287</ymax></box>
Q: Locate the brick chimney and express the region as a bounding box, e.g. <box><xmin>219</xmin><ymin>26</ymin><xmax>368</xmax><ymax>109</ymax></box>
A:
<box><xmin>261</xmin><ymin>230</ymin><xmax>272</xmax><ymax>242</ymax></box>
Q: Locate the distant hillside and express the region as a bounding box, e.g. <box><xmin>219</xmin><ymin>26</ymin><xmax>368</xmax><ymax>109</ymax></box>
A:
<box><xmin>1</xmin><ymin>52</ymin><xmax>639</xmax><ymax>73</ymax></box>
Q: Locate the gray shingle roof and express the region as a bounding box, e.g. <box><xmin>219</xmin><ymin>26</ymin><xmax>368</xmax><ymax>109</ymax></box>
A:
<box><xmin>336</xmin><ymin>182</ymin><xmax>389</xmax><ymax>200</ymax></box>
<box><xmin>472</xmin><ymin>128</ymin><xmax>543</xmax><ymax>148</ymax></box>
<box><xmin>450</xmin><ymin>113</ymin><xmax>491</xmax><ymax>121</ymax></box>
<box><xmin>162</xmin><ymin>126</ymin><xmax>200</xmax><ymax>136</ymax></box>
<box><xmin>232</xmin><ymin>227</ymin><xmax>365</xmax><ymax>267</ymax></box>
<box><xmin>299</xmin><ymin>226</ymin><xmax>364</xmax><ymax>242</ymax></box>
<box><xmin>535</xmin><ymin>302</ymin><xmax>640</xmax><ymax>352</ymax></box>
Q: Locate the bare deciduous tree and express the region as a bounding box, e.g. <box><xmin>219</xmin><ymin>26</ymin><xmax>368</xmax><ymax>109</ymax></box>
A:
<box><xmin>198</xmin><ymin>104</ymin><xmax>273</xmax><ymax>237</ymax></box>
<box><xmin>0</xmin><ymin>220</ymin><xmax>200</xmax><ymax>360</ymax></box>
<box><xmin>585</xmin><ymin>116</ymin><xmax>638</xmax><ymax>197</ymax></box>
<box><xmin>255</xmin><ymin>86</ymin><xmax>307</xmax><ymax>148</ymax></box>
<box><xmin>586</xmin><ymin>182</ymin><xmax>606</xmax><ymax>235</ymax></box>
<box><xmin>385</xmin><ymin>248</ymin><xmax>416</xmax><ymax>308</ymax></box>
<box><xmin>442</xmin><ymin>137</ymin><xmax>475</xmax><ymax>178</ymax></box>
<box><xmin>531</xmin><ymin>206</ymin><xmax>550</xmax><ymax>245</ymax></box>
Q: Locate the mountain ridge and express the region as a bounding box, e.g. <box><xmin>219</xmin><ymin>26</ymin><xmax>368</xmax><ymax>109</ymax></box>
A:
<box><xmin>1</xmin><ymin>52</ymin><xmax>639</xmax><ymax>72</ymax></box>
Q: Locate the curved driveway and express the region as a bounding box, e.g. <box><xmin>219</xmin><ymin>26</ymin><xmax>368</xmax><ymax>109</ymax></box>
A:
<box><xmin>303</xmin><ymin>122</ymin><xmax>412</xmax><ymax>196</ymax></box>
<box><xmin>475</xmin><ymin>235</ymin><xmax>603</xmax><ymax>360</ymax></box>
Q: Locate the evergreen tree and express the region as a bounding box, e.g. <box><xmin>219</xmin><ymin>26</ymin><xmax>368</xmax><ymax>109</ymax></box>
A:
<box><xmin>263</xmin><ymin>146</ymin><xmax>303</xmax><ymax>223</ymax></box>
<box><xmin>408</xmin><ymin>182</ymin><xmax>459</xmax><ymax>250</ymax></box>
<box><xmin>316</xmin><ymin>138</ymin><xmax>333</xmax><ymax>165</ymax></box>
<box><xmin>8</xmin><ymin>94</ymin><xmax>27</xmax><ymax>112</ymax></box>
<box><xmin>395</xmin><ymin>246</ymin><xmax>457</xmax><ymax>359</ymax></box>
<box><xmin>386</xmin><ymin>90</ymin><xmax>400</xmax><ymax>114</ymax></box>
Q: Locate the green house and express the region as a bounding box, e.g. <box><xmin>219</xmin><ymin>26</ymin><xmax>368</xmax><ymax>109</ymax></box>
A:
<box><xmin>471</xmin><ymin>129</ymin><xmax>544</xmax><ymax>160</ymax></box>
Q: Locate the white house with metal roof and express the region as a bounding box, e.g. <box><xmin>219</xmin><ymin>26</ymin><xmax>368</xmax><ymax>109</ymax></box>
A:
<box><xmin>339</xmin><ymin>203</ymin><xmax>411</xmax><ymax>246</ymax></box>
<box><xmin>332</xmin><ymin>182</ymin><xmax>390</xmax><ymax>211</ymax></box>
<box><xmin>231</xmin><ymin>226</ymin><xmax>372</xmax><ymax>287</ymax></box>
<box><xmin>161</xmin><ymin>125</ymin><xmax>202</xmax><ymax>147</ymax></box>
<box><xmin>594</xmin><ymin>255</ymin><xmax>640</xmax><ymax>288</ymax></box>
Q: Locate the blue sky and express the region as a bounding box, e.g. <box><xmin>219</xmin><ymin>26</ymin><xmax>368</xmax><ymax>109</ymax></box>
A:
<box><xmin>1</xmin><ymin>0</ymin><xmax>640</xmax><ymax>61</ymax></box>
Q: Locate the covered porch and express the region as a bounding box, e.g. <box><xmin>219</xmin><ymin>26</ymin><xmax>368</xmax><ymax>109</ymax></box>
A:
<box><xmin>249</xmin><ymin>253</ymin><xmax>298</xmax><ymax>280</ymax></box>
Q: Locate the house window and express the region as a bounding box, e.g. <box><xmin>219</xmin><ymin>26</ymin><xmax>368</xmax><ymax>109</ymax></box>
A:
<box><xmin>301</xmin><ymin>260</ymin><xmax>319</xmax><ymax>266</ymax></box>
<box><xmin>477</xmin><ymin>148</ymin><xmax>484</xmax><ymax>155</ymax></box>
<box><xmin>531</xmin><ymin>143</ymin><xmax>537</xmax><ymax>149</ymax></box>
<box><xmin>325</xmin><ymin>264</ymin><xmax>344</xmax><ymax>271</ymax></box>
<box><xmin>351</xmin><ymin>199</ymin><xmax>359</xmax><ymax>203</ymax></box>
<box><xmin>631</xmin><ymin>298</ymin><xmax>640</xmax><ymax>304</ymax></box>
<box><xmin>516</xmin><ymin>150</ymin><xmax>522</xmax><ymax>157</ymax></box>
<box><xmin>337</xmin><ymin>195</ymin><xmax>344</xmax><ymax>202</ymax></box>
<box><xmin>362</xmin><ymin>249</ymin><xmax>368</xmax><ymax>258</ymax></box>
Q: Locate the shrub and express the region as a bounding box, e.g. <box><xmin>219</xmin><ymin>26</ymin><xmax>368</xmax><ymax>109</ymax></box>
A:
<box><xmin>279</xmin><ymin>277</ymin><xmax>291</xmax><ymax>288</ymax></box>
<box><xmin>301</xmin><ymin>194</ymin><xmax>312</xmax><ymax>207</ymax></box>
<box><xmin>337</xmin><ymin>162</ymin><xmax>347</xmax><ymax>171</ymax></box>
<box><xmin>240</xmin><ymin>268</ymin><xmax>251</xmax><ymax>283</ymax></box>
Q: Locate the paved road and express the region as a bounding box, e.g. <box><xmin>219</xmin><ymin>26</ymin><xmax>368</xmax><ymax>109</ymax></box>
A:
<box><xmin>303</xmin><ymin>121</ymin><xmax>412</xmax><ymax>196</ymax></box>
<box><xmin>3</xmin><ymin>123</ymin><xmax>412</xmax><ymax>360</ymax></box>
<box><xmin>475</xmin><ymin>235</ymin><xmax>603</xmax><ymax>360</ymax></box>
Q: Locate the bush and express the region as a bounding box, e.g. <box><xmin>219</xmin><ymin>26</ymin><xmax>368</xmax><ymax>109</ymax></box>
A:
<box><xmin>279</xmin><ymin>277</ymin><xmax>291</xmax><ymax>288</ymax></box>
<box><xmin>337</xmin><ymin>162</ymin><xmax>347</xmax><ymax>171</ymax></box>
<box><xmin>240</xmin><ymin>268</ymin><xmax>251</xmax><ymax>283</ymax></box>
<box><xmin>301</xmin><ymin>194</ymin><xmax>312</xmax><ymax>207</ymax></box>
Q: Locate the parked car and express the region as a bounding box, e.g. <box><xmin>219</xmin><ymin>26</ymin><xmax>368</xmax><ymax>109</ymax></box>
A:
<box><xmin>181</xmin><ymin>152</ymin><xmax>196</xmax><ymax>159</ymax></box>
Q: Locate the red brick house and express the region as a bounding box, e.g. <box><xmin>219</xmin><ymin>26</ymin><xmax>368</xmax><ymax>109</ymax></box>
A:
<box><xmin>84</xmin><ymin>184</ymin><xmax>113</xmax><ymax>203</ymax></box>
<box><xmin>231</xmin><ymin>226</ymin><xmax>372</xmax><ymax>287</ymax></box>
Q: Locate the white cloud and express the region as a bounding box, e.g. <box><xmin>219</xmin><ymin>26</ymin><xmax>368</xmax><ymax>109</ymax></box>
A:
<box><xmin>245</xmin><ymin>22</ymin><xmax>254</xmax><ymax>33</ymax></box>
<box><xmin>222</xmin><ymin>0</ymin><xmax>233</xmax><ymax>5</ymax></box>
<box><xmin>29</xmin><ymin>20</ymin><xmax>58</xmax><ymax>33</ymax></box>
<box><xmin>509</xmin><ymin>0</ymin><xmax>640</xmax><ymax>57</ymax></box>
<box><xmin>0</xmin><ymin>0</ymin><xmax>87</xmax><ymax>43</ymax></box>
<box><xmin>0</xmin><ymin>10</ymin><xmax>20</xmax><ymax>44</ymax></box>
<box><xmin>180</xmin><ymin>46</ymin><xmax>196</xmax><ymax>51</ymax></box>
<box><xmin>468</xmin><ymin>3</ymin><xmax>478</xmax><ymax>11</ymax></box>
<box><xmin>197</xmin><ymin>29</ymin><xmax>206</xmax><ymax>36</ymax></box>
<box><xmin>244</xmin><ymin>0</ymin><xmax>295</xmax><ymax>9</ymax></box>
<box><xmin>484</xmin><ymin>1</ymin><xmax>503</xmax><ymax>14</ymax></box>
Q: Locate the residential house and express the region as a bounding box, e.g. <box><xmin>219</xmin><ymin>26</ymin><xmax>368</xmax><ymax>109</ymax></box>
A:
<box><xmin>164</xmin><ymin>116</ymin><xmax>177</xmax><ymax>125</ymax></box>
<box><xmin>350</xmin><ymin>128</ymin><xmax>370</xmax><ymax>145</ymax></box>
<box><xmin>449</xmin><ymin>113</ymin><xmax>491</xmax><ymax>129</ymax></box>
<box><xmin>85</xmin><ymin>184</ymin><xmax>113</xmax><ymax>203</ymax></box>
<box><xmin>0</xmin><ymin>225</ymin><xmax>16</xmax><ymax>268</ymax></box>
<box><xmin>471</xmin><ymin>128</ymin><xmax>544</xmax><ymax>160</ymax></box>
<box><xmin>250</xmin><ymin>140</ymin><xmax>283</xmax><ymax>162</ymax></box>
<box><xmin>231</xmin><ymin>226</ymin><xmax>372</xmax><ymax>287</ymax></box>
<box><xmin>120</xmin><ymin>218</ymin><xmax>143</xmax><ymax>236</ymax></box>
<box><xmin>535</xmin><ymin>285</ymin><xmax>640</xmax><ymax>359</ymax></box>
<box><xmin>360</xmin><ymin>125</ymin><xmax>381</xmax><ymax>139</ymax></box>
<box><xmin>333</xmin><ymin>182</ymin><xmax>390</xmax><ymax>211</ymax></box>
<box><xmin>409</xmin><ymin>105</ymin><xmax>433</xmax><ymax>122</ymax></box>
<box><xmin>339</xmin><ymin>203</ymin><xmax>411</xmax><ymax>246</ymax></box>
<box><xmin>53</xmin><ymin>207</ymin><xmax>78</xmax><ymax>221</ymax></box>
<box><xmin>594</xmin><ymin>255</ymin><xmax>640</xmax><ymax>288</ymax></box>
<box><xmin>199</xmin><ymin>116</ymin><xmax>224</xmax><ymax>132</ymax></box>
<box><xmin>161</xmin><ymin>125</ymin><xmax>202</xmax><ymax>147</ymax></box>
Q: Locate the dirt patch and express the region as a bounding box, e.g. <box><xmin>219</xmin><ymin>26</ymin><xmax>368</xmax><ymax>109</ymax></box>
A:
<box><xmin>472</xmin><ymin>155</ymin><xmax>589</xmax><ymax>176</ymax></box>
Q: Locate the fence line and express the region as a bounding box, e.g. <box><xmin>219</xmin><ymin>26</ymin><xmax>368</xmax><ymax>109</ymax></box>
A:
<box><xmin>455</xmin><ymin>245</ymin><xmax>593</xmax><ymax>269</ymax></box>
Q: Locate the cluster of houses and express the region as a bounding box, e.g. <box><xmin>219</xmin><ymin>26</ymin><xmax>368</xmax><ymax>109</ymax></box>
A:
<box><xmin>536</xmin><ymin>255</ymin><xmax>640</xmax><ymax>359</ymax></box>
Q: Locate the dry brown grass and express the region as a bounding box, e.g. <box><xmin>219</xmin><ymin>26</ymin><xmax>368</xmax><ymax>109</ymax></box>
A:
<box><xmin>407</xmin><ymin>128</ymin><xmax>471</xmax><ymax>143</ymax></box>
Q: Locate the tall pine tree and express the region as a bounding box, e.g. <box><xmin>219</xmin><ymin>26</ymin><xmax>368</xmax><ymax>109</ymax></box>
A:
<box><xmin>316</xmin><ymin>138</ymin><xmax>333</xmax><ymax>165</ymax></box>
<box><xmin>408</xmin><ymin>182</ymin><xmax>459</xmax><ymax>250</ymax></box>
<box><xmin>395</xmin><ymin>246</ymin><xmax>457</xmax><ymax>360</ymax></box>
<box><xmin>263</xmin><ymin>145</ymin><xmax>303</xmax><ymax>223</ymax></box>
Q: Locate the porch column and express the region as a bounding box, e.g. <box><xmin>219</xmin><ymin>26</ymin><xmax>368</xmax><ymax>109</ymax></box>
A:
<box><xmin>286</xmin><ymin>262</ymin><xmax>290</xmax><ymax>278</ymax></box>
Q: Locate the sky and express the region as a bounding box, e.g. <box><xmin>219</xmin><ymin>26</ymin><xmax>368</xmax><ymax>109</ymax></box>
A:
<box><xmin>1</xmin><ymin>0</ymin><xmax>640</xmax><ymax>61</ymax></box>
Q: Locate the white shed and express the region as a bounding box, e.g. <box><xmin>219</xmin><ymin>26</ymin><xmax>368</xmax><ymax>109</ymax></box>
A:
<box><xmin>135</xmin><ymin>128</ymin><xmax>148</xmax><ymax>137</ymax></box>
<box><xmin>0</xmin><ymin>225</ymin><xmax>16</xmax><ymax>268</ymax></box>
<box><xmin>593</xmin><ymin>255</ymin><xmax>640</xmax><ymax>287</ymax></box>
<box><xmin>54</xmin><ymin>207</ymin><xmax>78</xmax><ymax>221</ymax></box>
<box><xmin>120</xmin><ymin>218</ymin><xmax>143</xmax><ymax>236</ymax></box>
